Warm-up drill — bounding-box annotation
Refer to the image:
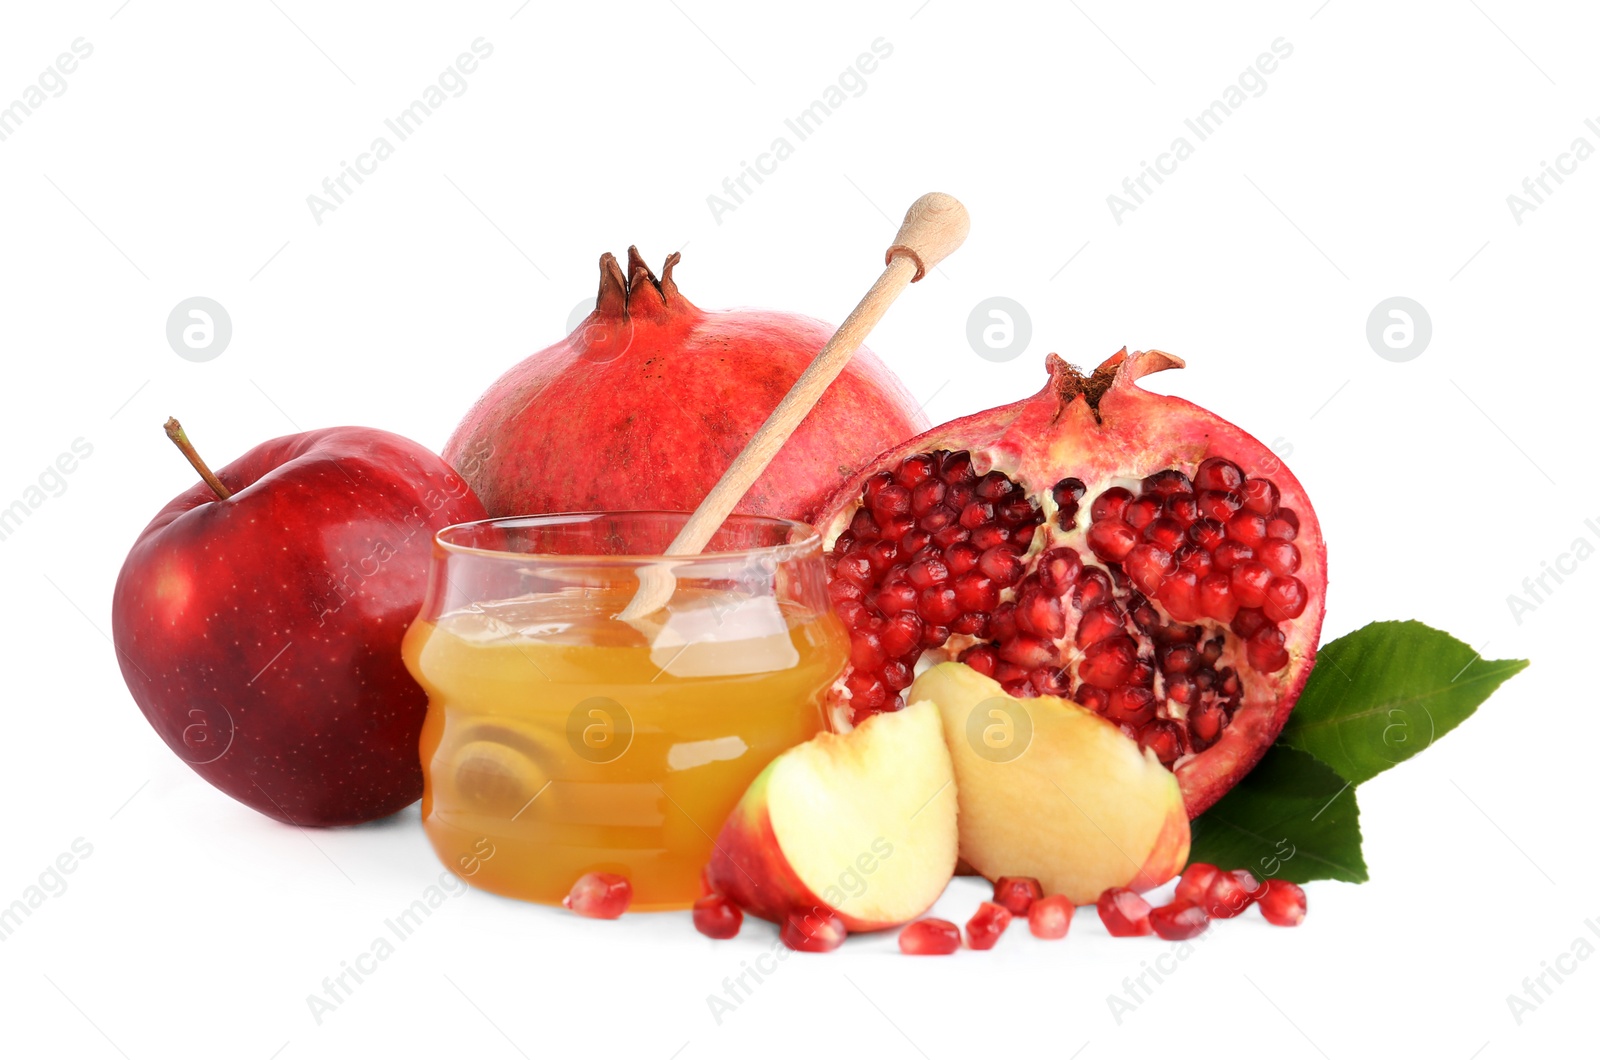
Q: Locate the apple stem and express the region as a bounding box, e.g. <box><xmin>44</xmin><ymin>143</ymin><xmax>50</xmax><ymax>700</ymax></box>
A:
<box><xmin>164</xmin><ymin>417</ymin><xmax>232</xmax><ymax>501</ymax></box>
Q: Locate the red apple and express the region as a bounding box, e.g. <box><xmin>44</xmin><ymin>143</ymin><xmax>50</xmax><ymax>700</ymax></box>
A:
<box><xmin>111</xmin><ymin>420</ymin><xmax>485</xmax><ymax>826</ymax></box>
<box><xmin>706</xmin><ymin>701</ymin><xmax>957</xmax><ymax>932</ymax></box>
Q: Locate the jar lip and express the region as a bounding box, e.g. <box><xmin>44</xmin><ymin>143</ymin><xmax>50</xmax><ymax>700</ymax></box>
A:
<box><xmin>432</xmin><ymin>511</ymin><xmax>824</xmax><ymax>565</ymax></box>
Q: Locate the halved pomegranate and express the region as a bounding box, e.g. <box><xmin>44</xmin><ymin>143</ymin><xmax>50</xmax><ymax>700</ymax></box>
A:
<box><xmin>815</xmin><ymin>350</ymin><xmax>1326</xmax><ymax>816</ymax></box>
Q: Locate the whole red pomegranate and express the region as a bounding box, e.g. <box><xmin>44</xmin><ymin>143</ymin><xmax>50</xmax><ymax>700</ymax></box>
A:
<box><xmin>815</xmin><ymin>350</ymin><xmax>1326</xmax><ymax>816</ymax></box>
<box><xmin>444</xmin><ymin>248</ymin><xmax>928</xmax><ymax>521</ymax></box>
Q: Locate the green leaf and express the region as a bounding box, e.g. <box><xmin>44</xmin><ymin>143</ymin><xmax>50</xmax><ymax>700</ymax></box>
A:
<box><xmin>1279</xmin><ymin>620</ymin><xmax>1529</xmax><ymax>786</ymax></box>
<box><xmin>1188</xmin><ymin>745</ymin><xmax>1366</xmax><ymax>884</ymax></box>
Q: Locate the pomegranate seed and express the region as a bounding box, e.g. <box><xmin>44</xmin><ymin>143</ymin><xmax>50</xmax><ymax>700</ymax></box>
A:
<box><xmin>974</xmin><ymin>546</ymin><xmax>1022</xmax><ymax>586</ymax></box>
<box><xmin>879</xmin><ymin>514</ymin><xmax>914</xmax><ymax>541</ymax></box>
<box><xmin>863</xmin><ymin>471</ymin><xmax>895</xmax><ymax>507</ymax></box>
<box><xmin>850</xmin><ymin>632</ymin><xmax>886</xmax><ymax>670</ymax></box>
<box><xmin>1230</xmin><ymin>561</ymin><xmax>1273</xmax><ymax>608</ymax></box>
<box><xmin>945</xmin><ymin>542</ymin><xmax>981</xmax><ymax>575</ymax></box>
<box><xmin>781</xmin><ymin>910</ymin><xmax>847</xmax><ymax>952</ymax></box>
<box><xmin>1258</xmin><ymin>539</ymin><xmax>1301</xmax><ymax>576</ymax></box>
<box><xmin>1174</xmin><ymin>863</ymin><xmax>1220</xmax><ymax>905</ymax></box>
<box><xmin>997</xmin><ymin>499</ymin><xmax>1038</xmax><ymax>527</ymax></box>
<box><xmin>1231</xmin><ymin>607</ymin><xmax>1270</xmax><ymax>639</ymax></box>
<box><xmin>941</xmin><ymin>450</ymin><xmax>975</xmax><ymax>482</ymax></box>
<box><xmin>563</xmin><ymin>872</ymin><xmax>631</xmax><ymax>919</ymax></box>
<box><xmin>1028</xmin><ymin>894</ymin><xmax>1075</xmax><ymax>940</ymax></box>
<box><xmin>910</xmin><ymin>478</ymin><xmax>947</xmax><ymax>515</ymax></box>
<box><xmin>947</xmin><ymin>480</ymin><xmax>976</xmax><ymax>508</ymax></box>
<box><xmin>1124</xmin><ymin>497</ymin><xmax>1162</xmax><ymax>530</ymax></box>
<box><xmin>965</xmin><ymin>901</ymin><xmax>1013</xmax><ymax>950</ymax></box>
<box><xmin>876</xmin><ymin>579</ymin><xmax>918</xmax><ymax>615</ymax></box>
<box><xmin>1125</xmin><ymin>543</ymin><xmax>1175</xmax><ymax>595</ymax></box>
<box><xmin>1212</xmin><ymin>540</ymin><xmax>1254</xmax><ymax>572</ymax></box>
<box><xmin>1194</xmin><ymin>457</ymin><xmax>1244</xmax><ymax>491</ymax></box>
<box><xmin>1011</xmin><ymin>523</ymin><xmax>1037</xmax><ymax>549</ymax></box>
<box><xmin>1079</xmin><ymin>635</ymin><xmax>1137</xmax><ymax>688</ymax></box>
<box><xmin>1264</xmin><ymin>576</ymin><xmax>1308</xmax><ymax>621</ymax></box>
<box><xmin>930</xmin><ymin>524</ymin><xmax>969</xmax><ymax>550</ymax></box>
<box><xmin>692</xmin><ymin>894</ymin><xmax>743</xmax><ymax>939</ymax></box>
<box><xmin>1174</xmin><ymin>544</ymin><xmax>1213</xmax><ymax>577</ymax></box>
<box><xmin>1075</xmin><ymin>569</ymin><xmax>1115</xmax><ymax>610</ymax></box>
<box><xmin>1203</xmin><ymin>868</ymin><xmax>1259</xmax><ymax>919</ymax></box>
<box><xmin>1144</xmin><ymin>518</ymin><xmax>1185</xmax><ymax>552</ymax></box>
<box><xmin>1053</xmin><ymin>477</ymin><xmax>1086</xmax><ymax>505</ymax></box>
<box><xmin>1143</xmin><ymin>468</ymin><xmax>1193</xmax><ymax>497</ymax></box>
<box><xmin>1096</xmin><ymin>887</ymin><xmax>1153</xmax><ymax>936</ymax></box>
<box><xmin>881</xmin><ymin>611</ymin><xmax>924</xmax><ymax>656</ymax></box>
<box><xmin>874</xmin><ymin>484</ymin><xmax>912</xmax><ymax>516</ymax></box>
<box><xmin>1105</xmin><ymin>685</ymin><xmax>1157</xmax><ymax>726</ymax></box>
<box><xmin>920</xmin><ymin>507</ymin><xmax>957</xmax><ymax>533</ymax></box>
<box><xmin>989</xmin><ymin>602</ymin><xmax>1018</xmax><ymax>642</ymax></box>
<box><xmin>1000</xmin><ymin>633</ymin><xmax>1056</xmax><ymax>670</ymax></box>
<box><xmin>905</xmin><ymin>554</ymin><xmax>949</xmax><ymax>589</ymax></box>
<box><xmin>956</xmin><ymin>502</ymin><xmax>991</xmax><ymax>530</ymax></box>
<box><xmin>1157</xmin><ymin>571</ymin><xmax>1202</xmax><ymax>622</ymax></box>
<box><xmin>1258</xmin><ymin>879</ymin><xmax>1307</xmax><ymax>926</ymax></box>
<box><xmin>901</xmin><ymin>528</ymin><xmax>932</xmax><ymax>555</ymax></box>
<box><xmin>882</xmin><ymin>660</ymin><xmax>914</xmax><ymax>691</ymax></box>
<box><xmin>864</xmin><ymin>539</ymin><xmax>898</xmax><ymax>573</ymax></box>
<box><xmin>921</xmin><ymin>623</ymin><xmax>951</xmax><ymax>649</ymax></box>
<box><xmin>974</xmin><ymin>470</ymin><xmax>1011</xmax><ymax>501</ymax></box>
<box><xmin>1240</xmin><ymin>477</ymin><xmax>1279</xmax><ymax>515</ymax></box>
<box><xmin>896</xmin><ymin>453</ymin><xmax>938</xmax><ymax>488</ymax></box>
<box><xmin>1074</xmin><ymin>684</ymin><xmax>1109</xmax><ymax>712</ymax></box>
<box><xmin>846</xmin><ymin>672</ymin><xmax>889</xmax><ymax>711</ymax></box>
<box><xmin>1227</xmin><ymin>511</ymin><xmax>1268</xmax><ymax>547</ymax></box>
<box><xmin>960</xmin><ymin>644</ymin><xmax>999</xmax><ymax>676</ymax></box>
<box><xmin>1165</xmin><ymin>493</ymin><xmax>1199</xmax><ymax>526</ymax></box>
<box><xmin>1149</xmin><ymin>902</ymin><xmax>1209</xmax><ymax>940</ymax></box>
<box><xmin>1032</xmin><ymin>666</ymin><xmax>1071</xmax><ymax>696</ymax></box>
<box><xmin>952</xmin><ymin>571</ymin><xmax>1000</xmax><ymax>611</ymax></box>
<box><xmin>1015</xmin><ymin>588</ymin><xmax>1066</xmax><ymax>639</ymax></box>
<box><xmin>949</xmin><ymin>611</ymin><xmax>988</xmax><ymax>636</ymax></box>
<box><xmin>834</xmin><ymin>552</ymin><xmax>873</xmax><ymax>585</ymax></box>
<box><xmin>1191</xmin><ymin>703</ymin><xmax>1227</xmax><ymax>744</ymax></box>
<box><xmin>1247</xmin><ymin>625</ymin><xmax>1290</xmax><ymax>673</ymax></box>
<box><xmin>1196</xmin><ymin>489</ymin><xmax>1242</xmax><ymax>522</ymax></box>
<box><xmin>1266</xmin><ymin>507</ymin><xmax>1300</xmax><ymax>540</ymax></box>
<box><xmin>1037</xmin><ymin>548</ymin><xmax>1084</xmax><ymax>591</ymax></box>
<box><xmin>1139</xmin><ymin>720</ymin><xmax>1182</xmax><ymax>763</ymax></box>
<box><xmin>1188</xmin><ymin>517</ymin><xmax>1227</xmax><ymax>550</ymax></box>
<box><xmin>1074</xmin><ymin>604</ymin><xmax>1124</xmax><ymax>648</ymax></box>
<box><xmin>1090</xmin><ymin>486</ymin><xmax>1134</xmax><ymax>522</ymax></box>
<box><xmin>1198</xmin><ymin>572</ymin><xmax>1238</xmax><ymax>622</ymax></box>
<box><xmin>898</xmin><ymin>918</ymin><xmax>961</xmax><ymax>955</ymax></box>
<box><xmin>970</xmin><ymin>524</ymin><xmax>1009</xmax><ymax>550</ymax></box>
<box><xmin>829</xmin><ymin>579</ymin><xmax>865</xmax><ymax>606</ymax></box>
<box><xmin>993</xmin><ymin>876</ymin><xmax>1044</xmax><ymax>916</ymax></box>
<box><xmin>918</xmin><ymin>586</ymin><xmax>960</xmax><ymax>625</ymax></box>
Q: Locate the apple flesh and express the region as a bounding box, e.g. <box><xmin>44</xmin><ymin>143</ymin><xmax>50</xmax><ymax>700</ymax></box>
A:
<box><xmin>909</xmin><ymin>662</ymin><xmax>1189</xmax><ymax>905</ymax></box>
<box><xmin>112</xmin><ymin>426</ymin><xmax>485</xmax><ymax>826</ymax></box>
<box><xmin>706</xmin><ymin>700</ymin><xmax>957</xmax><ymax>932</ymax></box>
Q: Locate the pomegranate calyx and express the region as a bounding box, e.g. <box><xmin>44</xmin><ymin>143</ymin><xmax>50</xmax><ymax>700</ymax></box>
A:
<box><xmin>1042</xmin><ymin>349</ymin><xmax>1185</xmax><ymax>425</ymax></box>
<box><xmin>595</xmin><ymin>247</ymin><xmax>695</xmax><ymax>322</ymax></box>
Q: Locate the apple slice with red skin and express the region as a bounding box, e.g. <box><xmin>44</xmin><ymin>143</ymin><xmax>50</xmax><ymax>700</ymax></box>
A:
<box><xmin>911</xmin><ymin>662</ymin><xmax>1189</xmax><ymax>904</ymax></box>
<box><xmin>706</xmin><ymin>701</ymin><xmax>957</xmax><ymax>932</ymax></box>
<box><xmin>111</xmin><ymin>421</ymin><xmax>485</xmax><ymax>826</ymax></box>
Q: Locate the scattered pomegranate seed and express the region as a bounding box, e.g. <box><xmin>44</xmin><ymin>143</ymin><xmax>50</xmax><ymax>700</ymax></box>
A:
<box><xmin>1174</xmin><ymin>862</ymin><xmax>1220</xmax><ymax>906</ymax></box>
<box><xmin>898</xmin><ymin>918</ymin><xmax>961</xmax><ymax>955</ymax></box>
<box><xmin>781</xmin><ymin>909</ymin><xmax>847</xmax><ymax>952</ymax></box>
<box><xmin>992</xmin><ymin>876</ymin><xmax>1044</xmax><ymax>916</ymax></box>
<box><xmin>1258</xmin><ymin>879</ymin><xmax>1307</xmax><ymax>927</ymax></box>
<box><xmin>1028</xmin><ymin>895</ymin><xmax>1074</xmax><ymax>940</ymax></box>
<box><xmin>562</xmin><ymin>872</ymin><xmax>631</xmax><ymax>919</ymax></box>
<box><xmin>1149</xmin><ymin>901</ymin><xmax>1210</xmax><ymax>940</ymax></box>
<box><xmin>1096</xmin><ymin>887</ymin><xmax>1153</xmax><ymax>937</ymax></box>
<box><xmin>1203</xmin><ymin>868</ymin><xmax>1263</xmax><ymax>919</ymax></box>
<box><xmin>692</xmin><ymin>894</ymin><xmax>743</xmax><ymax>939</ymax></box>
<box><xmin>965</xmin><ymin>901</ymin><xmax>1013</xmax><ymax>950</ymax></box>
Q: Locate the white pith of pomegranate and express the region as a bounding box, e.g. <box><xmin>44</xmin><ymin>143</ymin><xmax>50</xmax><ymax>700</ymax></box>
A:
<box><xmin>814</xmin><ymin>350</ymin><xmax>1327</xmax><ymax>817</ymax></box>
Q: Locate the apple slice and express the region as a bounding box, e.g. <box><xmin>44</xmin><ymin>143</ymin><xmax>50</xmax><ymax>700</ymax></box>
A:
<box><xmin>706</xmin><ymin>700</ymin><xmax>957</xmax><ymax>932</ymax></box>
<box><xmin>910</xmin><ymin>662</ymin><xmax>1189</xmax><ymax>905</ymax></box>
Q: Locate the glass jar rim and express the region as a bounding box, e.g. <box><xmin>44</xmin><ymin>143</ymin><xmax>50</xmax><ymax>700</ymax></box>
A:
<box><xmin>432</xmin><ymin>511</ymin><xmax>824</xmax><ymax>565</ymax></box>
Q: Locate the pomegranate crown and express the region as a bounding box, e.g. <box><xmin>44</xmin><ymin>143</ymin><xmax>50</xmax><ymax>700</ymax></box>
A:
<box><xmin>596</xmin><ymin>246</ymin><xmax>695</xmax><ymax>320</ymax></box>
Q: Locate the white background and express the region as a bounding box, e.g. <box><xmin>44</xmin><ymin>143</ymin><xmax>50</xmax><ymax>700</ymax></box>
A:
<box><xmin>1</xmin><ymin>2</ymin><xmax>1593</xmax><ymax>1057</ymax></box>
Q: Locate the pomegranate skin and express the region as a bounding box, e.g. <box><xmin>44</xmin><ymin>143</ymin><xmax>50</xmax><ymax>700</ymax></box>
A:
<box><xmin>444</xmin><ymin>249</ymin><xmax>927</xmax><ymax>522</ymax></box>
<box><xmin>815</xmin><ymin>350</ymin><xmax>1327</xmax><ymax>817</ymax></box>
